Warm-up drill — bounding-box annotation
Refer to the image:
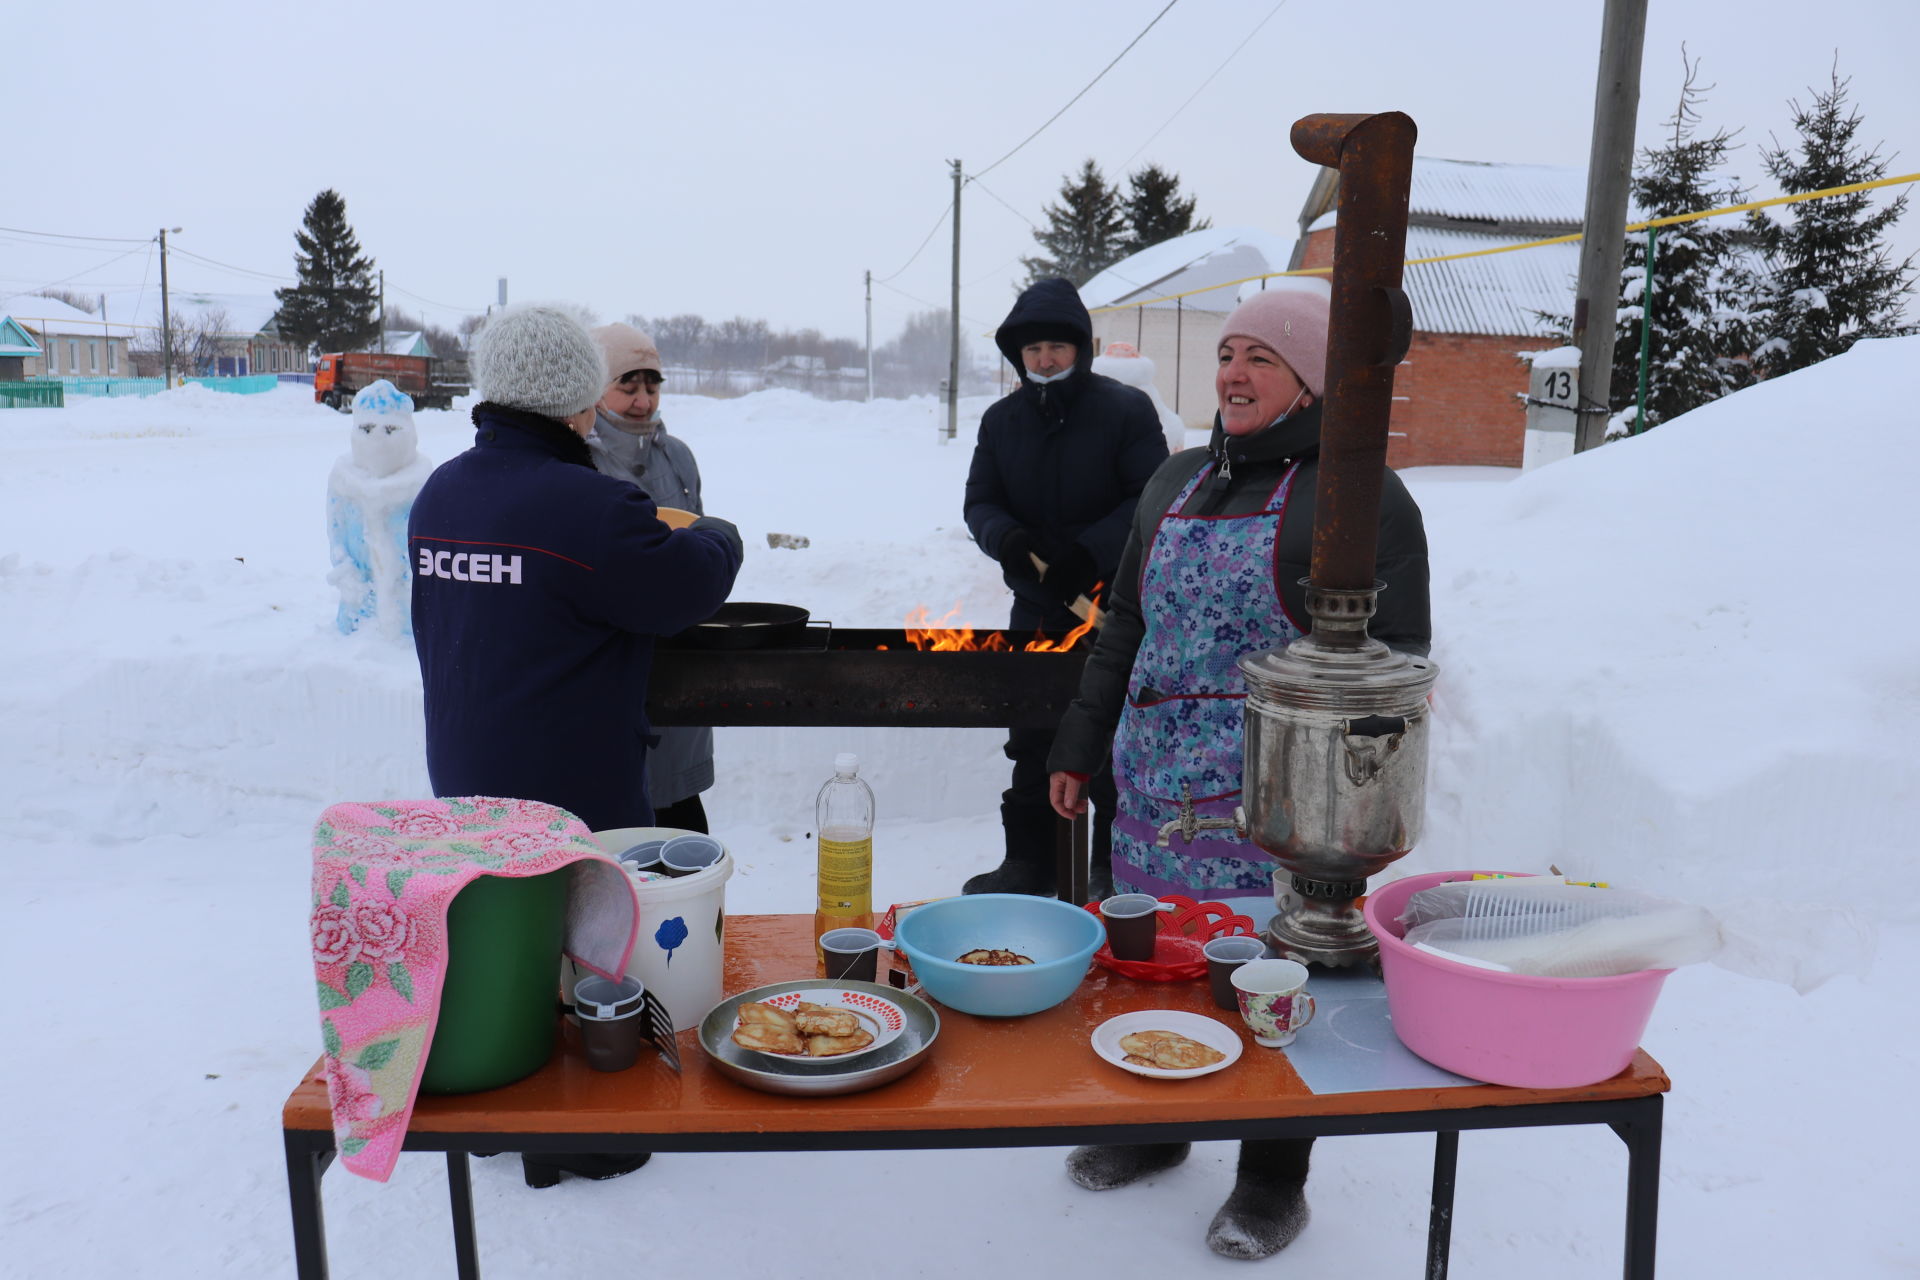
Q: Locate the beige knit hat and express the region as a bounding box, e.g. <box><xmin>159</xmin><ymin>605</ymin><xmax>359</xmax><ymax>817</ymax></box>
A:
<box><xmin>1217</xmin><ymin>287</ymin><xmax>1330</xmax><ymax>396</ymax></box>
<box><xmin>591</xmin><ymin>323</ymin><xmax>664</xmax><ymax>382</ymax></box>
<box><xmin>471</xmin><ymin>304</ymin><xmax>607</xmax><ymax>419</ymax></box>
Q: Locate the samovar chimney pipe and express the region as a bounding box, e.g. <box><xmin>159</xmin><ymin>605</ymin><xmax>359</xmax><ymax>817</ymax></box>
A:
<box><xmin>1290</xmin><ymin>112</ymin><xmax>1418</xmax><ymax>646</ymax></box>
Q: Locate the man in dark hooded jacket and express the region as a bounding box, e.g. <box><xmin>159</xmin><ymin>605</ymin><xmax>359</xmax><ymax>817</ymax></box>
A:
<box><xmin>961</xmin><ymin>277</ymin><xmax>1169</xmax><ymax>896</ymax></box>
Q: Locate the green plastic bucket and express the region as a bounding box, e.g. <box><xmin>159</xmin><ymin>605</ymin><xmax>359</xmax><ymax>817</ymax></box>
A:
<box><xmin>419</xmin><ymin>869</ymin><xmax>569</xmax><ymax>1095</ymax></box>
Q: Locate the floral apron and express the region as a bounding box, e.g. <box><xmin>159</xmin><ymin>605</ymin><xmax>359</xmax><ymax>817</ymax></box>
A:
<box><xmin>1111</xmin><ymin>460</ymin><xmax>1303</xmax><ymax>898</ymax></box>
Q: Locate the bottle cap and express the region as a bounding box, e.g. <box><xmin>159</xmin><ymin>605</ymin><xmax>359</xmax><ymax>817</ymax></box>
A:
<box><xmin>834</xmin><ymin>752</ymin><xmax>858</xmax><ymax>775</ymax></box>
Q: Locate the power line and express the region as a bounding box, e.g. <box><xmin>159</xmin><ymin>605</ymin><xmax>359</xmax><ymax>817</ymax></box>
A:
<box><xmin>876</xmin><ymin>201</ymin><xmax>954</xmax><ymax>284</ymax></box>
<box><xmin>0</xmin><ymin>232</ymin><xmax>149</xmax><ymax>258</ymax></box>
<box><xmin>129</xmin><ymin>242</ymin><xmax>155</xmax><ymax>334</ymax></box>
<box><xmin>973</xmin><ymin>0</ymin><xmax>1181</xmax><ymax>180</ymax></box>
<box><xmin>167</xmin><ymin>245</ymin><xmax>291</xmax><ymax>284</ymax></box>
<box><xmin>873</xmin><ymin>276</ymin><xmax>994</xmax><ymax>330</ymax></box>
<box><xmin>12</xmin><ymin>244</ymin><xmax>155</xmax><ymax>299</ymax></box>
<box><xmin>0</xmin><ymin>224</ymin><xmax>151</xmax><ymax>244</ymax></box>
<box><xmin>966</xmin><ymin>256</ymin><xmax>1027</xmax><ymax>288</ymax></box>
<box><xmin>388</xmin><ymin>283</ymin><xmax>485</xmax><ymax>314</ymax></box>
<box><xmin>965</xmin><ymin>176</ymin><xmax>1037</xmax><ymax>230</ymax></box>
<box><xmin>1122</xmin><ymin>0</ymin><xmax>1292</xmax><ymax>168</ymax></box>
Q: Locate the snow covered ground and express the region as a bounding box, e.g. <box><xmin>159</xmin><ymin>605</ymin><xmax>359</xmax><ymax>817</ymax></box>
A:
<box><xmin>3</xmin><ymin>344</ymin><xmax>1915</xmax><ymax>1277</ymax></box>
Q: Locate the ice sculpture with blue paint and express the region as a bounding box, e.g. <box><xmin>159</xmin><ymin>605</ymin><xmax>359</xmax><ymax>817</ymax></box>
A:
<box><xmin>326</xmin><ymin>379</ymin><xmax>434</xmax><ymax>638</ymax></box>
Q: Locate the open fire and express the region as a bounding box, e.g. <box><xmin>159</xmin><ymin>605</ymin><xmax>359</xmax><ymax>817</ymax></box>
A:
<box><xmin>901</xmin><ymin>596</ymin><xmax>1101</xmax><ymax>653</ymax></box>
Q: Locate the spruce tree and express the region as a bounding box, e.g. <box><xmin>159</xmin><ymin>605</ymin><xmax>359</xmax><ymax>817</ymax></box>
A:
<box><xmin>1608</xmin><ymin>57</ymin><xmax>1756</xmax><ymax>435</ymax></box>
<box><xmin>1748</xmin><ymin>65</ymin><xmax>1913</xmax><ymax>379</ymax></box>
<box><xmin>1021</xmin><ymin>159</ymin><xmax>1126</xmax><ymax>287</ymax></box>
<box><xmin>1121</xmin><ymin>163</ymin><xmax>1209</xmax><ymax>253</ymax></box>
<box><xmin>274</xmin><ymin>190</ymin><xmax>380</xmax><ymax>353</ymax></box>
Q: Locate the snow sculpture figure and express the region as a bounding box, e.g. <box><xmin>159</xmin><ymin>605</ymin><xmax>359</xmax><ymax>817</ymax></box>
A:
<box><xmin>327</xmin><ymin>379</ymin><xmax>433</xmax><ymax>638</ymax></box>
<box><xmin>1093</xmin><ymin>342</ymin><xmax>1190</xmax><ymax>456</ymax></box>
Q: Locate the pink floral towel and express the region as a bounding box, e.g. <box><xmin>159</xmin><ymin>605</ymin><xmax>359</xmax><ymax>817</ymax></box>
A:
<box><xmin>310</xmin><ymin>797</ymin><xmax>638</xmax><ymax>1182</ymax></box>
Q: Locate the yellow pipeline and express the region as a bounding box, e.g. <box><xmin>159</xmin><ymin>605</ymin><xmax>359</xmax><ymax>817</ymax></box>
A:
<box><xmin>1085</xmin><ymin>171</ymin><xmax>1920</xmax><ymax>316</ymax></box>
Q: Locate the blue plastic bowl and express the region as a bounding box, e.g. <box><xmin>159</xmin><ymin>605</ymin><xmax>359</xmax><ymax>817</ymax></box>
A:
<box><xmin>893</xmin><ymin>894</ymin><xmax>1105</xmax><ymax>1017</ymax></box>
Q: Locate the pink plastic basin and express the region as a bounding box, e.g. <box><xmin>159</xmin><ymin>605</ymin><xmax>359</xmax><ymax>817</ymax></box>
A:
<box><xmin>1363</xmin><ymin>870</ymin><xmax>1671</xmax><ymax>1089</ymax></box>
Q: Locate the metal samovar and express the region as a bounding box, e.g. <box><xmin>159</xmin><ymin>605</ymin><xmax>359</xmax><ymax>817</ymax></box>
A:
<box><xmin>1156</xmin><ymin>111</ymin><xmax>1436</xmax><ymax>969</ymax></box>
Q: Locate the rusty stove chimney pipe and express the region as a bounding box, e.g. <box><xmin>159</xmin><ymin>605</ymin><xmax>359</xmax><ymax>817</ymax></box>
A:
<box><xmin>1290</xmin><ymin>112</ymin><xmax>1417</xmax><ymax>618</ymax></box>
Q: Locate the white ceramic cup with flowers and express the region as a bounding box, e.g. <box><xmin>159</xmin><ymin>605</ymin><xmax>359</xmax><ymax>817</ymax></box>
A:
<box><xmin>1231</xmin><ymin>958</ymin><xmax>1317</xmax><ymax>1048</ymax></box>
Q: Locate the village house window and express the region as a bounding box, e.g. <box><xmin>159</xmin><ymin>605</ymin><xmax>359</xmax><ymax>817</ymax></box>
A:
<box><xmin>42</xmin><ymin>336</ymin><xmax>56</xmax><ymax>374</ymax></box>
<box><xmin>108</xmin><ymin>341</ymin><xmax>118</xmax><ymax>374</ymax></box>
<box><xmin>89</xmin><ymin>341</ymin><xmax>99</xmax><ymax>373</ymax></box>
<box><xmin>69</xmin><ymin>340</ymin><xmax>79</xmax><ymax>372</ymax></box>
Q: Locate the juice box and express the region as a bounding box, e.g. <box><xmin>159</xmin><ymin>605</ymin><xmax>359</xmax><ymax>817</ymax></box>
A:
<box><xmin>876</xmin><ymin>896</ymin><xmax>950</xmax><ymax>990</ymax></box>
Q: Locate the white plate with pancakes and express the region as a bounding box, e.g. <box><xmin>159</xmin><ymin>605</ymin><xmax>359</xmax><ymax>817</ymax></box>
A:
<box><xmin>730</xmin><ymin>987</ymin><xmax>907</xmax><ymax>1062</ymax></box>
<box><xmin>1091</xmin><ymin>1010</ymin><xmax>1244</xmax><ymax>1079</ymax></box>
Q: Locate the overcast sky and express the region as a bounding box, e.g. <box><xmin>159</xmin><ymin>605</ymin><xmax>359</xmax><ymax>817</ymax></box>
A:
<box><xmin>8</xmin><ymin>0</ymin><xmax>1916</xmax><ymax>351</ymax></box>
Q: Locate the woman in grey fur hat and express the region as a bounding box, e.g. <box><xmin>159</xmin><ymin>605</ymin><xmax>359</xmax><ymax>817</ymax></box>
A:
<box><xmin>588</xmin><ymin>322</ymin><xmax>718</xmax><ymax>833</ymax></box>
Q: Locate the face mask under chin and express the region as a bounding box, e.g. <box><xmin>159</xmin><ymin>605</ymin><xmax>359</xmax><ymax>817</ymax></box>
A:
<box><xmin>1026</xmin><ymin>367</ymin><xmax>1072</xmax><ymax>385</ymax></box>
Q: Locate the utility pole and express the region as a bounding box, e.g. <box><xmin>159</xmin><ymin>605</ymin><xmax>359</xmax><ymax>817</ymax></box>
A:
<box><xmin>1570</xmin><ymin>0</ymin><xmax>1649</xmax><ymax>453</ymax></box>
<box><xmin>159</xmin><ymin>226</ymin><xmax>180</xmax><ymax>387</ymax></box>
<box><xmin>946</xmin><ymin>158</ymin><xmax>963</xmax><ymax>441</ymax></box>
<box><xmin>378</xmin><ymin>269</ymin><xmax>386</xmax><ymax>354</ymax></box>
<box><xmin>864</xmin><ymin>269</ymin><xmax>874</xmax><ymax>403</ymax></box>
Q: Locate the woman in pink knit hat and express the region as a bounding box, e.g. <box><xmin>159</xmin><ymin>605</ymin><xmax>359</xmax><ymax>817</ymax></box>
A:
<box><xmin>1043</xmin><ymin>284</ymin><xmax>1431</xmax><ymax>1260</ymax></box>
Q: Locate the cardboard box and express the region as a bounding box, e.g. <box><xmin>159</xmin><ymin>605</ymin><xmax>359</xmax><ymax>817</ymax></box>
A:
<box><xmin>877</xmin><ymin>896</ymin><xmax>951</xmax><ymax>990</ymax></box>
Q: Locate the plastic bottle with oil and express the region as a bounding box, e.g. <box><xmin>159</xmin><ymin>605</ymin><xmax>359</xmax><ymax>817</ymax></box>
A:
<box><xmin>814</xmin><ymin>752</ymin><xmax>875</xmax><ymax>971</ymax></box>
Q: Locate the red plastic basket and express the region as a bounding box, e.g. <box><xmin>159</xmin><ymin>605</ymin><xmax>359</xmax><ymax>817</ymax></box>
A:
<box><xmin>1081</xmin><ymin>894</ymin><xmax>1260</xmax><ymax>981</ymax></box>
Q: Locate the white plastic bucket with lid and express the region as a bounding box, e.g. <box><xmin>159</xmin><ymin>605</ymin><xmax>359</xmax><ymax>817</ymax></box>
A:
<box><xmin>590</xmin><ymin>826</ymin><xmax>733</xmax><ymax>1035</ymax></box>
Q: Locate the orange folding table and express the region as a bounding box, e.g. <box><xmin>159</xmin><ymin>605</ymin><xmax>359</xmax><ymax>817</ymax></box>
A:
<box><xmin>283</xmin><ymin>913</ymin><xmax>1667</xmax><ymax>1279</ymax></box>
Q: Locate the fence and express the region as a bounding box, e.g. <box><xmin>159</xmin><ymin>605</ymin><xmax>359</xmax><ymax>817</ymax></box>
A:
<box><xmin>185</xmin><ymin>374</ymin><xmax>278</xmax><ymax>395</ymax></box>
<box><xmin>31</xmin><ymin>376</ymin><xmax>166</xmax><ymax>399</ymax></box>
<box><xmin>0</xmin><ymin>381</ymin><xmax>64</xmax><ymax>409</ymax></box>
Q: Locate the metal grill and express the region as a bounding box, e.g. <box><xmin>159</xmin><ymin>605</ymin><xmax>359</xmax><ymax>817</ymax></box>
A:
<box><xmin>647</xmin><ymin>628</ymin><xmax>1091</xmax><ymax>730</ymax></box>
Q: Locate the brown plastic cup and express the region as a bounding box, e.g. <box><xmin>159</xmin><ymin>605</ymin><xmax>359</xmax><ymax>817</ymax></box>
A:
<box><xmin>820</xmin><ymin>927</ymin><xmax>889</xmax><ymax>983</ymax></box>
<box><xmin>1099</xmin><ymin>893</ymin><xmax>1164</xmax><ymax>962</ymax></box>
<box><xmin>1203</xmin><ymin>936</ymin><xmax>1269</xmax><ymax>1010</ymax></box>
<box><xmin>573</xmin><ymin>975</ymin><xmax>646</xmax><ymax>1072</ymax></box>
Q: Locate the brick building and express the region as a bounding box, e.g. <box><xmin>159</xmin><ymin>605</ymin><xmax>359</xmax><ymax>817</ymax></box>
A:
<box><xmin>1293</xmin><ymin>157</ymin><xmax>1585</xmax><ymax>468</ymax></box>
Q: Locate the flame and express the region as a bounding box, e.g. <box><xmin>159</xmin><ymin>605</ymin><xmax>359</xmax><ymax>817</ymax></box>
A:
<box><xmin>904</xmin><ymin>592</ymin><xmax>1101</xmax><ymax>652</ymax></box>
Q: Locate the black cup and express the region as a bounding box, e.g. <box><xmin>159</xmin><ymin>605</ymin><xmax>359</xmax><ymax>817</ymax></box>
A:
<box><xmin>573</xmin><ymin>976</ymin><xmax>646</xmax><ymax>1072</ymax></box>
<box><xmin>1203</xmin><ymin>936</ymin><xmax>1268</xmax><ymax>1010</ymax></box>
<box><xmin>820</xmin><ymin>927</ymin><xmax>884</xmax><ymax>983</ymax></box>
<box><xmin>1099</xmin><ymin>894</ymin><xmax>1162</xmax><ymax>962</ymax></box>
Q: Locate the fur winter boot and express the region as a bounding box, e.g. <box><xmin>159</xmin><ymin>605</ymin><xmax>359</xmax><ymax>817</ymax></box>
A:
<box><xmin>1065</xmin><ymin>1142</ymin><xmax>1192</xmax><ymax>1190</ymax></box>
<box><xmin>1204</xmin><ymin>1138</ymin><xmax>1312</xmax><ymax>1260</ymax></box>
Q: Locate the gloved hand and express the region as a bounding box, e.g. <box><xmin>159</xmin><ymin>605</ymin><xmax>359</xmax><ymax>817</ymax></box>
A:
<box><xmin>995</xmin><ymin>527</ymin><xmax>1040</xmax><ymax>583</ymax></box>
<box><xmin>1041</xmin><ymin>541</ymin><xmax>1098</xmax><ymax>606</ymax></box>
<box><xmin>688</xmin><ymin>514</ymin><xmax>744</xmax><ymax>563</ymax></box>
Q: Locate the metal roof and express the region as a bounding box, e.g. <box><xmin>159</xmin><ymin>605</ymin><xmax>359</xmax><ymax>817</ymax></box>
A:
<box><xmin>1407</xmin><ymin>157</ymin><xmax>1589</xmax><ymax>229</ymax></box>
<box><xmin>1080</xmin><ymin>225</ymin><xmax>1297</xmax><ymax>311</ymax></box>
<box><xmin>1400</xmin><ymin>224</ymin><xmax>1578</xmax><ymax>337</ymax></box>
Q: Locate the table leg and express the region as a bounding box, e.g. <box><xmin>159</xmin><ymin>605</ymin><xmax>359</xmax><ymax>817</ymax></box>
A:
<box><xmin>283</xmin><ymin>1131</ymin><xmax>334</xmax><ymax>1280</ymax></box>
<box><xmin>447</xmin><ymin>1152</ymin><xmax>482</xmax><ymax>1280</ymax></box>
<box><xmin>1053</xmin><ymin>813</ymin><xmax>1090</xmax><ymax>904</ymax></box>
<box><xmin>1425</xmin><ymin>1130</ymin><xmax>1458</xmax><ymax>1280</ymax></box>
<box><xmin>1611</xmin><ymin>1095</ymin><xmax>1663</xmax><ymax>1280</ymax></box>
<box><xmin>1071</xmin><ymin>809</ymin><xmax>1088</xmax><ymax>904</ymax></box>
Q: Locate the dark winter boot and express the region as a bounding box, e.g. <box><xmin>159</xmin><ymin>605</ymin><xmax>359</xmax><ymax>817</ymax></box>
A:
<box><xmin>963</xmin><ymin>800</ymin><xmax>1059</xmax><ymax>896</ymax></box>
<box><xmin>962</xmin><ymin>859</ymin><xmax>1057</xmax><ymax>896</ymax></box>
<box><xmin>1065</xmin><ymin>1142</ymin><xmax>1192</xmax><ymax>1190</ymax></box>
<box><xmin>1204</xmin><ymin>1138</ymin><xmax>1312</xmax><ymax>1260</ymax></box>
<box><xmin>520</xmin><ymin>1151</ymin><xmax>652</xmax><ymax>1188</ymax></box>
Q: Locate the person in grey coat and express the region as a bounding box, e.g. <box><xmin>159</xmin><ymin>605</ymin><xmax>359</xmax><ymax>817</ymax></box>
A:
<box><xmin>589</xmin><ymin>322</ymin><xmax>719</xmax><ymax>833</ymax></box>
